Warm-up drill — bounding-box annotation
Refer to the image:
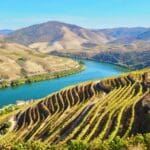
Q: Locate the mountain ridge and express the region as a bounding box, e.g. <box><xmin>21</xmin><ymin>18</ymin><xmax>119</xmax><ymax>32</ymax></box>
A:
<box><xmin>6</xmin><ymin>21</ymin><xmax>109</xmax><ymax>51</ymax></box>
<box><xmin>5</xmin><ymin>21</ymin><xmax>150</xmax><ymax>53</ymax></box>
<box><xmin>4</xmin><ymin>21</ymin><xmax>150</xmax><ymax>70</ymax></box>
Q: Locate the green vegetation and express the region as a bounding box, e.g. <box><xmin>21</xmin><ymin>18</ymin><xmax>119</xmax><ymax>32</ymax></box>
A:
<box><xmin>0</xmin><ymin>63</ymin><xmax>85</xmax><ymax>89</ymax></box>
<box><xmin>93</xmin><ymin>50</ymin><xmax>150</xmax><ymax>70</ymax></box>
<box><xmin>0</xmin><ymin>121</ymin><xmax>11</xmax><ymax>135</ymax></box>
<box><xmin>0</xmin><ymin>41</ymin><xmax>85</xmax><ymax>89</ymax></box>
<box><xmin>0</xmin><ymin>134</ymin><xmax>150</xmax><ymax>150</ymax></box>
<box><xmin>0</xmin><ymin>104</ymin><xmax>17</xmax><ymax>116</ymax></box>
<box><xmin>0</xmin><ymin>69</ymin><xmax>149</xmax><ymax>149</ymax></box>
<box><xmin>57</xmin><ymin>50</ymin><xmax>150</xmax><ymax>70</ymax></box>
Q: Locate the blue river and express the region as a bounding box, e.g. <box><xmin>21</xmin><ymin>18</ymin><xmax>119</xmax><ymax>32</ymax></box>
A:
<box><xmin>0</xmin><ymin>59</ymin><xmax>128</xmax><ymax>107</ymax></box>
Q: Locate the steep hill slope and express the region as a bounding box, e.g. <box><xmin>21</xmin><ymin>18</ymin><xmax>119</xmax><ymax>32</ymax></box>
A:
<box><xmin>5</xmin><ymin>22</ymin><xmax>150</xmax><ymax>52</ymax></box>
<box><xmin>95</xmin><ymin>27</ymin><xmax>149</xmax><ymax>42</ymax></box>
<box><xmin>137</xmin><ymin>30</ymin><xmax>150</xmax><ymax>40</ymax></box>
<box><xmin>5</xmin><ymin>21</ymin><xmax>150</xmax><ymax>70</ymax></box>
<box><xmin>0</xmin><ymin>41</ymin><xmax>82</xmax><ymax>87</ymax></box>
<box><xmin>0</xmin><ymin>69</ymin><xmax>150</xmax><ymax>149</ymax></box>
<box><xmin>92</xmin><ymin>50</ymin><xmax>150</xmax><ymax>70</ymax></box>
<box><xmin>6</xmin><ymin>21</ymin><xmax>109</xmax><ymax>52</ymax></box>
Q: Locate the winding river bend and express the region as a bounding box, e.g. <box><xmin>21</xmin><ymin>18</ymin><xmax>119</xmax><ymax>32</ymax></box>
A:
<box><xmin>0</xmin><ymin>60</ymin><xmax>128</xmax><ymax>107</ymax></box>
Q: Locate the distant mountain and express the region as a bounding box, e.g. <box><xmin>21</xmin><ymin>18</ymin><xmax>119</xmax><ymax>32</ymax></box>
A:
<box><xmin>6</xmin><ymin>21</ymin><xmax>109</xmax><ymax>52</ymax></box>
<box><xmin>5</xmin><ymin>21</ymin><xmax>150</xmax><ymax>55</ymax></box>
<box><xmin>95</xmin><ymin>27</ymin><xmax>148</xmax><ymax>40</ymax></box>
<box><xmin>94</xmin><ymin>27</ymin><xmax>150</xmax><ymax>44</ymax></box>
<box><xmin>0</xmin><ymin>29</ymin><xmax>13</xmax><ymax>35</ymax></box>
<box><xmin>137</xmin><ymin>30</ymin><xmax>150</xmax><ymax>40</ymax></box>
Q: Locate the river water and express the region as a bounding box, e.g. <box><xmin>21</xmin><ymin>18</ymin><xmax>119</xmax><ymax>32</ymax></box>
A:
<box><xmin>0</xmin><ymin>59</ymin><xmax>128</xmax><ymax>107</ymax></box>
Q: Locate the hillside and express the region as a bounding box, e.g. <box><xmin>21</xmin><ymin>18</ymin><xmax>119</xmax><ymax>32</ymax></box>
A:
<box><xmin>5</xmin><ymin>22</ymin><xmax>150</xmax><ymax>52</ymax></box>
<box><xmin>137</xmin><ymin>30</ymin><xmax>150</xmax><ymax>40</ymax></box>
<box><xmin>5</xmin><ymin>21</ymin><xmax>150</xmax><ymax>70</ymax></box>
<box><xmin>51</xmin><ymin>44</ymin><xmax>150</xmax><ymax>70</ymax></box>
<box><xmin>6</xmin><ymin>21</ymin><xmax>109</xmax><ymax>53</ymax></box>
<box><xmin>95</xmin><ymin>27</ymin><xmax>149</xmax><ymax>42</ymax></box>
<box><xmin>0</xmin><ymin>69</ymin><xmax>150</xmax><ymax>149</ymax></box>
<box><xmin>92</xmin><ymin>50</ymin><xmax>150</xmax><ymax>70</ymax></box>
<box><xmin>0</xmin><ymin>41</ymin><xmax>83</xmax><ymax>88</ymax></box>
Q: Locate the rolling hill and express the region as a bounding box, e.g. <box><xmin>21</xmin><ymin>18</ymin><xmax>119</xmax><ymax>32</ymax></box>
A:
<box><xmin>4</xmin><ymin>21</ymin><xmax>150</xmax><ymax>70</ymax></box>
<box><xmin>137</xmin><ymin>30</ymin><xmax>150</xmax><ymax>40</ymax></box>
<box><xmin>0</xmin><ymin>41</ymin><xmax>83</xmax><ymax>88</ymax></box>
<box><xmin>94</xmin><ymin>27</ymin><xmax>149</xmax><ymax>42</ymax></box>
<box><xmin>0</xmin><ymin>69</ymin><xmax>150</xmax><ymax>149</ymax></box>
<box><xmin>6</xmin><ymin>21</ymin><xmax>109</xmax><ymax>53</ymax></box>
<box><xmin>5</xmin><ymin>22</ymin><xmax>150</xmax><ymax>52</ymax></box>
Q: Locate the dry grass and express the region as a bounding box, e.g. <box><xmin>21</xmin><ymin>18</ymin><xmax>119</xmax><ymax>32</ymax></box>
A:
<box><xmin>0</xmin><ymin>42</ymin><xmax>80</xmax><ymax>81</ymax></box>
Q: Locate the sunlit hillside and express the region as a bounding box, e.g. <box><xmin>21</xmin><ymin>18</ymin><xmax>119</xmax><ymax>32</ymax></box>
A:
<box><xmin>0</xmin><ymin>41</ymin><xmax>83</xmax><ymax>88</ymax></box>
<box><xmin>0</xmin><ymin>69</ymin><xmax>149</xmax><ymax>149</ymax></box>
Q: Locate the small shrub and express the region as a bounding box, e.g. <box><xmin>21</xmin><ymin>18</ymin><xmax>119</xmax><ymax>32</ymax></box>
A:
<box><xmin>130</xmin><ymin>134</ymin><xmax>145</xmax><ymax>145</ymax></box>
<box><xmin>68</xmin><ymin>140</ymin><xmax>88</xmax><ymax>150</ymax></box>
<box><xmin>90</xmin><ymin>140</ymin><xmax>110</xmax><ymax>150</ymax></box>
<box><xmin>12</xmin><ymin>141</ymin><xmax>47</xmax><ymax>150</ymax></box>
<box><xmin>0</xmin><ymin>121</ymin><xmax>11</xmax><ymax>135</ymax></box>
<box><xmin>109</xmin><ymin>136</ymin><xmax>127</xmax><ymax>150</ymax></box>
<box><xmin>144</xmin><ymin>133</ymin><xmax>150</xmax><ymax>149</ymax></box>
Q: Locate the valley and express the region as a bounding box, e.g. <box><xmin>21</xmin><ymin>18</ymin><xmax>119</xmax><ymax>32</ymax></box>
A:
<box><xmin>0</xmin><ymin>59</ymin><xmax>127</xmax><ymax>108</ymax></box>
<box><xmin>0</xmin><ymin>41</ymin><xmax>84</xmax><ymax>89</ymax></box>
<box><xmin>4</xmin><ymin>21</ymin><xmax>150</xmax><ymax>70</ymax></box>
<box><xmin>0</xmin><ymin>0</ymin><xmax>150</xmax><ymax>149</ymax></box>
<box><xmin>0</xmin><ymin>68</ymin><xmax>150</xmax><ymax>149</ymax></box>
<box><xmin>0</xmin><ymin>21</ymin><xmax>149</xmax><ymax>149</ymax></box>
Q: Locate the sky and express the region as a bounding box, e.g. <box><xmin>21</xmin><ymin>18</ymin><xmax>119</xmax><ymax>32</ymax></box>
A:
<box><xmin>0</xmin><ymin>0</ymin><xmax>150</xmax><ymax>30</ymax></box>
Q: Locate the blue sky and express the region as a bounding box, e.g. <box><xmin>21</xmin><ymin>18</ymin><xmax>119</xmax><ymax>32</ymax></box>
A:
<box><xmin>0</xmin><ymin>0</ymin><xmax>150</xmax><ymax>29</ymax></box>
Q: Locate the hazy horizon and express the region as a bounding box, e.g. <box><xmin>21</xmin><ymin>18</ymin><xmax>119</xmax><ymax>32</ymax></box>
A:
<box><xmin>0</xmin><ymin>0</ymin><xmax>150</xmax><ymax>30</ymax></box>
<box><xmin>0</xmin><ymin>20</ymin><xmax>150</xmax><ymax>31</ymax></box>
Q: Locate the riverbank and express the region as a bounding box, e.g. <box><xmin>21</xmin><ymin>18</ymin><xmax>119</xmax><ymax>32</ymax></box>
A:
<box><xmin>0</xmin><ymin>62</ymin><xmax>85</xmax><ymax>89</ymax></box>
<box><xmin>50</xmin><ymin>50</ymin><xmax>149</xmax><ymax>70</ymax></box>
<box><xmin>80</xmin><ymin>57</ymin><xmax>130</xmax><ymax>71</ymax></box>
<box><xmin>0</xmin><ymin>59</ymin><xmax>128</xmax><ymax>107</ymax></box>
<box><xmin>49</xmin><ymin>52</ymin><xmax>131</xmax><ymax>71</ymax></box>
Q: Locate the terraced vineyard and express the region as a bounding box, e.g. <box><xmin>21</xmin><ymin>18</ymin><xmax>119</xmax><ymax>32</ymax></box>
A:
<box><xmin>0</xmin><ymin>69</ymin><xmax>150</xmax><ymax>149</ymax></box>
